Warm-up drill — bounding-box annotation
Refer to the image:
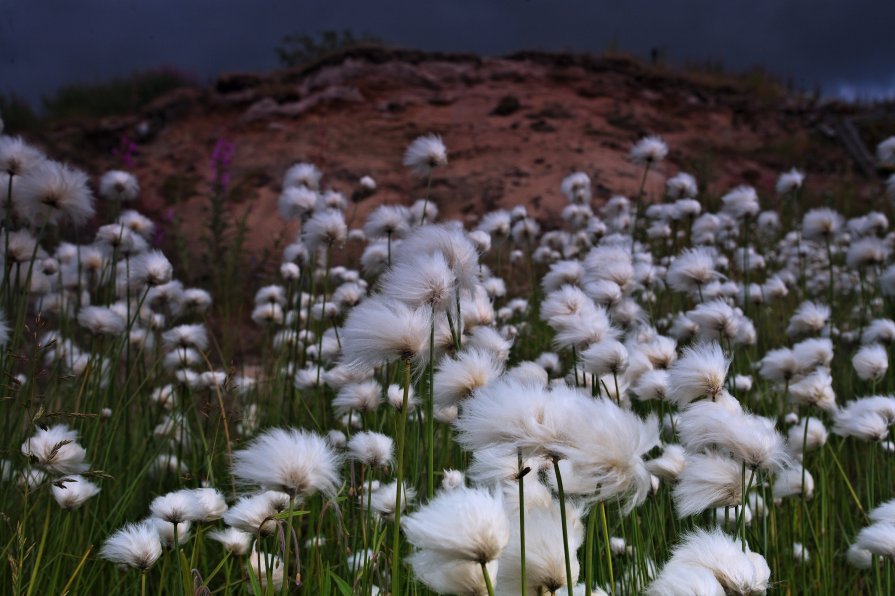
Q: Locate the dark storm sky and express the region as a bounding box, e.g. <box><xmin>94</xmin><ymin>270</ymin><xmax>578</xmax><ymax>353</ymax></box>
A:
<box><xmin>2</xmin><ymin>0</ymin><xmax>895</xmax><ymax>106</ymax></box>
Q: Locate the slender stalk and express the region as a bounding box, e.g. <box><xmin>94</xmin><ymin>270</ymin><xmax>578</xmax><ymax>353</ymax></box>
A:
<box><xmin>551</xmin><ymin>456</ymin><xmax>575</xmax><ymax>596</ymax></box>
<box><xmin>173</xmin><ymin>522</ymin><xmax>184</xmax><ymax>596</ymax></box>
<box><xmin>419</xmin><ymin>172</ymin><xmax>433</xmax><ymax>226</ymax></box>
<box><xmin>390</xmin><ymin>359</ymin><xmax>412</xmax><ymax>596</ymax></box>
<box><xmin>517</xmin><ymin>450</ymin><xmax>527</xmax><ymax>596</ymax></box>
<box><xmin>427</xmin><ymin>314</ymin><xmax>436</xmax><ymax>498</ymax></box>
<box><xmin>600</xmin><ymin>501</ymin><xmax>615</xmax><ymax>596</ymax></box>
<box><xmin>281</xmin><ymin>497</ymin><xmax>296</xmax><ymax>595</ymax></box>
<box><xmin>630</xmin><ymin>162</ymin><xmax>651</xmax><ymax>255</ymax></box>
<box><xmin>825</xmin><ymin>236</ymin><xmax>834</xmax><ymax>316</ymax></box>
<box><xmin>584</xmin><ymin>506</ymin><xmax>596</xmax><ymax>596</ymax></box>
<box><xmin>480</xmin><ymin>561</ymin><xmax>495</xmax><ymax>596</ymax></box>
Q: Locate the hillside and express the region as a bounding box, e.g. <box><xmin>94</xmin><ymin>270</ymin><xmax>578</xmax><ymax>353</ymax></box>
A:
<box><xmin>33</xmin><ymin>48</ymin><xmax>893</xmax><ymax>257</ymax></box>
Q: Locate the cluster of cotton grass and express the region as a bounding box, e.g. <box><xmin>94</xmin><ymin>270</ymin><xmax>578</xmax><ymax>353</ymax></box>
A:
<box><xmin>4</xmin><ymin>108</ymin><xmax>895</xmax><ymax>595</ymax></box>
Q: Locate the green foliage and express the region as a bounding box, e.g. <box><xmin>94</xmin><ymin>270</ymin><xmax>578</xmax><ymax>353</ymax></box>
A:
<box><xmin>275</xmin><ymin>30</ymin><xmax>383</xmax><ymax>68</ymax></box>
<box><xmin>41</xmin><ymin>68</ymin><xmax>197</xmax><ymax>121</ymax></box>
<box><xmin>0</xmin><ymin>94</ymin><xmax>41</xmax><ymax>133</ymax></box>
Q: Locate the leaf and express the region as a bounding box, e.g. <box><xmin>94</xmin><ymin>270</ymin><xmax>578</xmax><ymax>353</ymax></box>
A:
<box><xmin>329</xmin><ymin>571</ymin><xmax>354</xmax><ymax>596</ymax></box>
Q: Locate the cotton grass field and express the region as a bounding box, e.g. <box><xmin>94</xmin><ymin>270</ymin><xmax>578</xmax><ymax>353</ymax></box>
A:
<box><xmin>3</xmin><ymin>113</ymin><xmax>895</xmax><ymax>595</ymax></box>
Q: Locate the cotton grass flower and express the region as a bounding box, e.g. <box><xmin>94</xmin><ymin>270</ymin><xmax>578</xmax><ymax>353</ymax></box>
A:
<box><xmin>802</xmin><ymin>208</ymin><xmax>843</xmax><ymax>241</ymax></box>
<box><xmin>21</xmin><ymin>424</ymin><xmax>89</xmax><ymax>474</ymax></box>
<box><xmin>189</xmin><ymin>488</ymin><xmax>227</xmax><ymax>522</ymax></box>
<box><xmin>128</xmin><ymin>249</ymin><xmax>173</xmax><ymax>289</ymax></box>
<box><xmin>283</xmin><ymin>162</ymin><xmax>322</xmax><ymax>189</ymax></box>
<box><xmin>855</xmin><ymin>523</ymin><xmax>895</xmax><ymax>558</ymax></box>
<box><xmin>786</xmin><ymin>417</ymin><xmax>828</xmax><ymax>455</ymax></box>
<box><xmin>99</xmin><ymin>170</ymin><xmax>139</xmax><ymax>202</ymax></box>
<box><xmin>667</xmin><ymin>342</ymin><xmax>730</xmax><ymax>406</ymax></box>
<box><xmin>667</xmin><ymin>248</ymin><xmax>716</xmax><ymax>296</ymax></box>
<box><xmin>402</xmin><ymin>485</ymin><xmax>509</xmax><ymax>565</ymax></box>
<box><xmin>332</xmin><ymin>380</ymin><xmax>383</xmax><ymax>417</ymax></box>
<box><xmin>630</xmin><ymin>135</ymin><xmax>668</xmax><ymax>165</ymax></box>
<box><xmin>666</xmin><ymin>172</ymin><xmax>698</xmax><ymax>199</ymax></box>
<box><xmin>364</xmin><ymin>204</ymin><xmax>411</xmax><ymax>240</ymax></box>
<box><xmin>51</xmin><ymin>475</ymin><xmax>100</xmax><ymax>509</ymax></box>
<box><xmin>786</xmin><ymin>301</ymin><xmax>830</xmax><ymax>337</ymax></box>
<box><xmin>852</xmin><ymin>343</ymin><xmax>889</xmax><ymax>382</ymax></box>
<box><xmin>100</xmin><ymin>521</ymin><xmax>163</xmax><ymax>571</ymax></box>
<box><xmin>380</xmin><ymin>251</ymin><xmax>456</xmax><ymax>310</ymax></box>
<box><xmin>579</xmin><ymin>339</ymin><xmax>629</xmax><ymax>378</ymax></box>
<box><xmin>772</xmin><ymin>465</ymin><xmax>814</xmax><ymax>500</ymax></box>
<box><xmin>15</xmin><ymin>161</ymin><xmax>95</xmax><ymax>227</ymax></box>
<box><xmin>406</xmin><ymin>549</ymin><xmax>498</xmax><ymax>595</ymax></box>
<box><xmin>277</xmin><ymin>186</ymin><xmax>318</xmax><ymax>220</ymax></box>
<box><xmin>347</xmin><ymin>431</ymin><xmax>394</xmax><ymax>468</ymax></box>
<box><xmin>648</xmin><ymin>528</ymin><xmax>770</xmax><ymax>595</ymax></box>
<box><xmin>678</xmin><ymin>401</ymin><xmax>789</xmax><ymax>471</ymax></box>
<box><xmin>721</xmin><ymin>185</ymin><xmax>760</xmax><ymax>220</ymax></box>
<box><xmin>497</xmin><ymin>498</ymin><xmax>584</xmax><ymax>595</ymax></box>
<box><xmin>340</xmin><ymin>296</ymin><xmax>431</xmax><ymax>369</ymax></box>
<box><xmin>833</xmin><ymin>410</ymin><xmax>889</xmax><ymax>442</ymax></box>
<box><xmin>877</xmin><ymin>136</ymin><xmax>895</xmax><ymax>167</ymax></box>
<box><xmin>403</xmin><ymin>134</ymin><xmax>448</xmax><ymax>177</ymax></box>
<box><xmin>433</xmin><ymin>347</ymin><xmax>503</xmax><ymax>409</ymax></box>
<box><xmin>554</xmin><ymin>394</ymin><xmax>660</xmax><ymax>511</ymax></box>
<box><xmin>646</xmin><ymin>444</ymin><xmax>687</xmax><ymax>482</ymax></box>
<box><xmin>247</xmin><ymin>548</ymin><xmax>285</xmax><ymax>591</ymax></box>
<box><xmin>776</xmin><ymin>168</ymin><xmax>804</xmax><ymax>194</ymax></box>
<box><xmin>208</xmin><ymin>527</ymin><xmax>253</xmax><ymax>555</ymax></box>
<box><xmin>223</xmin><ymin>491</ymin><xmax>290</xmax><ymax>536</ymax></box>
<box><xmin>150</xmin><ymin>490</ymin><xmax>203</xmax><ymax>525</ymax></box>
<box><xmin>232</xmin><ymin>427</ymin><xmax>341</xmax><ymax>498</ymax></box>
<box><xmin>78</xmin><ymin>306</ymin><xmax>126</xmax><ymax>336</ymax></box>
<box><xmin>673</xmin><ymin>451</ymin><xmax>750</xmax><ymax>517</ymax></box>
<box><xmin>368</xmin><ymin>480</ymin><xmax>415</xmax><ymax>520</ymax></box>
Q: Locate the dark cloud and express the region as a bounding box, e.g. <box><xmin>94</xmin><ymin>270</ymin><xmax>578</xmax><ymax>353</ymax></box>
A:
<box><xmin>2</xmin><ymin>0</ymin><xmax>893</xmax><ymax>106</ymax></box>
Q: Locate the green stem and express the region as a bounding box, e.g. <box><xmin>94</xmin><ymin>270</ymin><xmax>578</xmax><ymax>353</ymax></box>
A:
<box><xmin>600</xmin><ymin>500</ymin><xmax>616</xmax><ymax>596</ymax></box>
<box><xmin>517</xmin><ymin>450</ymin><xmax>527</xmax><ymax>596</ymax></box>
<box><xmin>584</xmin><ymin>506</ymin><xmax>596</xmax><ymax>596</ymax></box>
<box><xmin>551</xmin><ymin>457</ymin><xmax>575</xmax><ymax>596</ymax></box>
<box><xmin>281</xmin><ymin>497</ymin><xmax>295</xmax><ymax>595</ymax></box>
<box><xmin>173</xmin><ymin>522</ymin><xmax>184</xmax><ymax>596</ymax></box>
<box><xmin>480</xmin><ymin>561</ymin><xmax>495</xmax><ymax>596</ymax></box>
<box><xmin>427</xmin><ymin>315</ymin><xmax>435</xmax><ymax>498</ymax></box>
<box><xmin>419</xmin><ymin>173</ymin><xmax>433</xmax><ymax>226</ymax></box>
<box><xmin>390</xmin><ymin>359</ymin><xmax>412</xmax><ymax>596</ymax></box>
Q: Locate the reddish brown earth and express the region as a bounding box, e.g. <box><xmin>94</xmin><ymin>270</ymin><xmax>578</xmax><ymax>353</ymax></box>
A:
<box><xmin>37</xmin><ymin>48</ymin><xmax>890</xmax><ymax>259</ymax></box>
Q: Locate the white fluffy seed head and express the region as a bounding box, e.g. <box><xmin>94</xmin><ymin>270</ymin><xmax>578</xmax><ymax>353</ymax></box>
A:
<box><xmin>630</xmin><ymin>135</ymin><xmax>668</xmax><ymax>165</ymax></box>
<box><xmin>232</xmin><ymin>428</ymin><xmax>342</xmax><ymax>497</ymax></box>
<box><xmin>51</xmin><ymin>475</ymin><xmax>100</xmax><ymax>509</ymax></box>
<box><xmin>856</xmin><ymin>523</ymin><xmax>895</xmax><ymax>558</ymax></box>
<box><xmin>100</xmin><ymin>521</ymin><xmax>163</xmax><ymax>570</ymax></box>
<box><xmin>852</xmin><ymin>343</ymin><xmax>889</xmax><ymax>381</ymax></box>
<box><xmin>332</xmin><ymin>380</ymin><xmax>383</xmax><ymax>416</ymax></box>
<box><xmin>673</xmin><ymin>451</ymin><xmax>749</xmax><ymax>518</ymax></box>
<box><xmin>433</xmin><ymin>347</ymin><xmax>504</xmax><ymax>410</ymax></box>
<box><xmin>347</xmin><ymin>431</ymin><xmax>394</xmax><ymax>468</ymax></box>
<box><xmin>660</xmin><ymin>528</ymin><xmax>770</xmax><ymax>595</ymax></box>
<box><xmin>208</xmin><ymin>527</ymin><xmax>252</xmax><ymax>556</ymax></box>
<box><xmin>403</xmin><ymin>134</ymin><xmax>448</xmax><ymax>177</ymax></box>
<box><xmin>497</xmin><ymin>498</ymin><xmax>583</xmax><ymax>594</ymax></box>
<box><xmin>787</xmin><ymin>417</ymin><xmax>828</xmax><ymax>455</ymax></box>
<box><xmin>667</xmin><ymin>342</ymin><xmax>730</xmax><ymax>406</ymax></box>
<box><xmin>341</xmin><ymin>296</ymin><xmax>431</xmax><ymax>369</ymax></box>
<box><xmin>21</xmin><ymin>424</ymin><xmax>89</xmax><ymax>475</ymax></box>
<box><xmin>401</xmin><ymin>486</ymin><xmax>509</xmax><ymax>564</ymax></box>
